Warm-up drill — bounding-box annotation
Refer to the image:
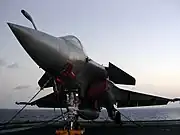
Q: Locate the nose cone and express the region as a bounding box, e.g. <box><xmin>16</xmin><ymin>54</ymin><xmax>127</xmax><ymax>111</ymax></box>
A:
<box><xmin>8</xmin><ymin>23</ymin><xmax>27</xmax><ymax>36</ymax></box>
<box><xmin>7</xmin><ymin>23</ymin><xmax>45</xmax><ymax>66</ymax></box>
<box><xmin>7</xmin><ymin>22</ymin><xmax>41</xmax><ymax>48</ymax></box>
<box><xmin>8</xmin><ymin>23</ymin><xmax>34</xmax><ymax>44</ymax></box>
<box><xmin>7</xmin><ymin>22</ymin><xmax>64</xmax><ymax>72</ymax></box>
<box><xmin>8</xmin><ymin>22</ymin><xmax>22</xmax><ymax>32</ymax></box>
<box><xmin>8</xmin><ymin>22</ymin><xmax>40</xmax><ymax>50</ymax></box>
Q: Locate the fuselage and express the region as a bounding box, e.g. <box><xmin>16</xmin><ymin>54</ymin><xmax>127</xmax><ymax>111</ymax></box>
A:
<box><xmin>8</xmin><ymin>23</ymin><xmax>108</xmax><ymax>89</ymax></box>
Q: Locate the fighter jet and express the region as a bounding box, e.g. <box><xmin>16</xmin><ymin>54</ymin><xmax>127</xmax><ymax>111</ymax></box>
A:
<box><xmin>7</xmin><ymin>10</ymin><xmax>179</xmax><ymax>124</ymax></box>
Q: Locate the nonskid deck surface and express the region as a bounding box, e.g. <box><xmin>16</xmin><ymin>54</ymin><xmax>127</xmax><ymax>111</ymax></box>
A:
<box><xmin>1</xmin><ymin>120</ymin><xmax>180</xmax><ymax>135</ymax></box>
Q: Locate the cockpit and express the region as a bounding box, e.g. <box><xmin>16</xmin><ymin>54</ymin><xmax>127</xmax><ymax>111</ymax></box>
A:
<box><xmin>62</xmin><ymin>35</ymin><xmax>83</xmax><ymax>50</ymax></box>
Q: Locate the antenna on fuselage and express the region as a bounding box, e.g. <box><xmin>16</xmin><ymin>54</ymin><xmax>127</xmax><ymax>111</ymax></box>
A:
<box><xmin>21</xmin><ymin>9</ymin><xmax>37</xmax><ymax>30</ymax></box>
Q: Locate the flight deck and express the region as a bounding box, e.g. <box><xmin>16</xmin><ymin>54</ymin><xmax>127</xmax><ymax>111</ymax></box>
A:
<box><xmin>1</xmin><ymin>120</ymin><xmax>180</xmax><ymax>135</ymax></box>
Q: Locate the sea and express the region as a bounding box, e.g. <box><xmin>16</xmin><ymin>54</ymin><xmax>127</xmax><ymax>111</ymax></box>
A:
<box><xmin>1</xmin><ymin>105</ymin><xmax>180</xmax><ymax>124</ymax></box>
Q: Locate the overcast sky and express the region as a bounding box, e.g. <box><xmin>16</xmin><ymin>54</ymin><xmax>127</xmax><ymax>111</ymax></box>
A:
<box><xmin>1</xmin><ymin>0</ymin><xmax>180</xmax><ymax>108</ymax></box>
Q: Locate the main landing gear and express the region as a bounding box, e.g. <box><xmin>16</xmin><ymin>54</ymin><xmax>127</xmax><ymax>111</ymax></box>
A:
<box><xmin>114</xmin><ymin>111</ymin><xmax>121</xmax><ymax>124</ymax></box>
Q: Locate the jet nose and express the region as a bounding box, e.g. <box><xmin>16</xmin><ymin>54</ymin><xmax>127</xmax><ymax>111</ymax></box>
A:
<box><xmin>8</xmin><ymin>23</ymin><xmax>18</xmax><ymax>32</ymax></box>
<box><xmin>7</xmin><ymin>22</ymin><xmax>64</xmax><ymax>71</ymax></box>
<box><xmin>8</xmin><ymin>23</ymin><xmax>21</xmax><ymax>31</ymax></box>
<box><xmin>8</xmin><ymin>23</ymin><xmax>31</xmax><ymax>40</ymax></box>
<box><xmin>8</xmin><ymin>22</ymin><xmax>19</xmax><ymax>31</ymax></box>
<box><xmin>7</xmin><ymin>22</ymin><xmax>44</xmax><ymax>61</ymax></box>
<box><xmin>7</xmin><ymin>22</ymin><xmax>38</xmax><ymax>49</ymax></box>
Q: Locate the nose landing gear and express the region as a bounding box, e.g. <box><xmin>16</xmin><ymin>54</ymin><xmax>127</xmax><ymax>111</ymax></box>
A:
<box><xmin>55</xmin><ymin>108</ymin><xmax>85</xmax><ymax>135</ymax></box>
<box><xmin>55</xmin><ymin>89</ymin><xmax>85</xmax><ymax>135</ymax></box>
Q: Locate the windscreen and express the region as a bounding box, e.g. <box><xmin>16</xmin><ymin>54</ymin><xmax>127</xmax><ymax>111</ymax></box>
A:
<box><xmin>62</xmin><ymin>35</ymin><xmax>83</xmax><ymax>50</ymax></box>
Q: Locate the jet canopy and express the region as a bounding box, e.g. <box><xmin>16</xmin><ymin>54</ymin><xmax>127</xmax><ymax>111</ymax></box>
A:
<box><xmin>62</xmin><ymin>35</ymin><xmax>83</xmax><ymax>50</ymax></box>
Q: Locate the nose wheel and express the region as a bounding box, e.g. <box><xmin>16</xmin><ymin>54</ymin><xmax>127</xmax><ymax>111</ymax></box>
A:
<box><xmin>56</xmin><ymin>108</ymin><xmax>85</xmax><ymax>135</ymax></box>
<box><xmin>114</xmin><ymin>111</ymin><xmax>122</xmax><ymax>124</ymax></box>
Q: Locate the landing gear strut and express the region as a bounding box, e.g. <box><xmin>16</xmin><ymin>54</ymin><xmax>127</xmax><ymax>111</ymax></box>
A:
<box><xmin>54</xmin><ymin>78</ymin><xmax>84</xmax><ymax>135</ymax></box>
<box><xmin>55</xmin><ymin>107</ymin><xmax>85</xmax><ymax>135</ymax></box>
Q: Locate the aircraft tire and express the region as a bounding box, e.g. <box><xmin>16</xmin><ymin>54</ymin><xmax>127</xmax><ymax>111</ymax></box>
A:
<box><xmin>115</xmin><ymin>111</ymin><xmax>121</xmax><ymax>124</ymax></box>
